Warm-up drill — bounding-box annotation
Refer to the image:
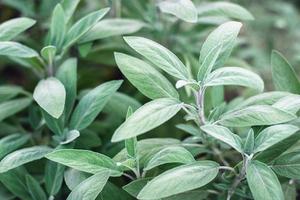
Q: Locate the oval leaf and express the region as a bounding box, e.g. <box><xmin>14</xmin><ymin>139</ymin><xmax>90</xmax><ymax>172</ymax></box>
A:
<box><xmin>0</xmin><ymin>41</ymin><xmax>38</xmax><ymax>58</ymax></box>
<box><xmin>0</xmin><ymin>97</ymin><xmax>32</xmax><ymax>122</ymax></box>
<box><xmin>272</xmin><ymin>152</ymin><xmax>300</xmax><ymax>179</ymax></box>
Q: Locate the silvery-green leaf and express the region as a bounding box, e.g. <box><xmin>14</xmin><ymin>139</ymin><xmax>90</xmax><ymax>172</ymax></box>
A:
<box><xmin>0</xmin><ymin>146</ymin><xmax>52</xmax><ymax>173</ymax></box>
<box><xmin>199</xmin><ymin>21</ymin><xmax>242</xmax><ymax>68</ymax></box>
<box><xmin>123</xmin><ymin>178</ymin><xmax>151</xmax><ymax>198</ymax></box>
<box><xmin>66</xmin><ymin>169</ymin><xmax>109</xmax><ymax>200</ymax></box>
<box><xmin>254</xmin><ymin>125</ymin><xmax>299</xmax><ymax>153</ymax></box>
<box><xmin>271</xmin><ymin>50</ymin><xmax>300</xmax><ymax>94</ymax></box>
<box><xmin>49</xmin><ymin>4</ymin><xmax>65</xmax><ymax>49</ymax></box>
<box><xmin>138</xmin><ymin>161</ymin><xmax>219</xmax><ymax>199</ymax></box>
<box><xmin>0</xmin><ymin>85</ymin><xmax>24</xmax><ymax>102</ymax></box>
<box><xmin>45</xmin><ymin>161</ymin><xmax>65</xmax><ymax>196</ymax></box>
<box><xmin>273</xmin><ymin>94</ymin><xmax>300</xmax><ymax>114</ymax></box>
<box><xmin>157</xmin><ymin>0</ymin><xmax>198</xmax><ymax>23</ymax></box>
<box><xmin>70</xmin><ymin>80</ymin><xmax>122</xmax><ymax>130</ymax></box>
<box><xmin>45</xmin><ymin>149</ymin><xmax>122</xmax><ymax>176</ymax></box>
<box><xmin>219</xmin><ymin>105</ymin><xmax>296</xmax><ymax>127</ymax></box>
<box><xmin>175</xmin><ymin>80</ymin><xmax>198</xmax><ymax>89</ymax></box>
<box><xmin>64</xmin><ymin>169</ymin><xmax>90</xmax><ymax>190</ymax></box>
<box><xmin>111</xmin><ymin>98</ymin><xmax>183</xmax><ymax>142</ymax></box>
<box><xmin>64</xmin><ymin>8</ymin><xmax>110</xmax><ymax>49</ymax></box>
<box><xmin>198</xmin><ymin>2</ymin><xmax>254</xmax><ymax>21</ymax></box>
<box><xmin>246</xmin><ymin>160</ymin><xmax>284</xmax><ymax>200</ymax></box>
<box><xmin>60</xmin><ymin>130</ymin><xmax>80</xmax><ymax>145</ymax></box>
<box><xmin>0</xmin><ymin>41</ymin><xmax>38</xmax><ymax>58</ymax></box>
<box><xmin>0</xmin><ymin>98</ymin><xmax>32</xmax><ymax>122</ymax></box>
<box><xmin>272</xmin><ymin>152</ymin><xmax>300</xmax><ymax>179</ymax></box>
<box><xmin>33</xmin><ymin>77</ymin><xmax>66</xmax><ymax>119</ymax></box>
<box><xmin>201</xmin><ymin>124</ymin><xmax>243</xmax><ymax>153</ymax></box>
<box><xmin>204</xmin><ymin>67</ymin><xmax>264</xmax><ymax>92</ymax></box>
<box><xmin>124</xmin><ymin>36</ymin><xmax>189</xmax><ymax>80</ymax></box>
<box><xmin>0</xmin><ymin>134</ymin><xmax>30</xmax><ymax>159</ymax></box>
<box><xmin>243</xmin><ymin>129</ymin><xmax>254</xmax><ymax>155</ymax></box>
<box><xmin>61</xmin><ymin>0</ymin><xmax>80</xmax><ymax>23</ymax></box>
<box><xmin>115</xmin><ymin>52</ymin><xmax>179</xmax><ymax>99</ymax></box>
<box><xmin>144</xmin><ymin>146</ymin><xmax>195</xmax><ymax>171</ymax></box>
<box><xmin>41</xmin><ymin>110</ymin><xmax>64</xmax><ymax>135</ymax></box>
<box><xmin>0</xmin><ymin>17</ymin><xmax>36</xmax><ymax>41</ymax></box>
<box><xmin>25</xmin><ymin>175</ymin><xmax>47</xmax><ymax>200</ymax></box>
<box><xmin>176</xmin><ymin>124</ymin><xmax>200</xmax><ymax>136</ymax></box>
<box><xmin>40</xmin><ymin>46</ymin><xmax>56</xmax><ymax>62</ymax></box>
<box><xmin>80</xmin><ymin>19</ymin><xmax>145</xmax><ymax>43</ymax></box>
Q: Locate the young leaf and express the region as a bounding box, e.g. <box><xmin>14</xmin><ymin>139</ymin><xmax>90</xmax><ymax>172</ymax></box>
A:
<box><xmin>157</xmin><ymin>0</ymin><xmax>198</xmax><ymax>23</ymax></box>
<box><xmin>64</xmin><ymin>8</ymin><xmax>110</xmax><ymax>49</ymax></box>
<box><xmin>201</xmin><ymin>124</ymin><xmax>243</xmax><ymax>153</ymax></box>
<box><xmin>246</xmin><ymin>160</ymin><xmax>284</xmax><ymax>200</ymax></box>
<box><xmin>138</xmin><ymin>161</ymin><xmax>219</xmax><ymax>199</ymax></box>
<box><xmin>0</xmin><ymin>97</ymin><xmax>32</xmax><ymax>122</ymax></box>
<box><xmin>198</xmin><ymin>2</ymin><xmax>254</xmax><ymax>21</ymax></box>
<box><xmin>272</xmin><ymin>94</ymin><xmax>300</xmax><ymax>114</ymax></box>
<box><xmin>25</xmin><ymin>175</ymin><xmax>47</xmax><ymax>200</ymax></box>
<box><xmin>0</xmin><ymin>41</ymin><xmax>38</xmax><ymax>58</ymax></box>
<box><xmin>204</xmin><ymin>67</ymin><xmax>264</xmax><ymax>92</ymax></box>
<box><xmin>111</xmin><ymin>98</ymin><xmax>183</xmax><ymax>142</ymax></box>
<box><xmin>115</xmin><ymin>52</ymin><xmax>179</xmax><ymax>99</ymax></box>
<box><xmin>33</xmin><ymin>77</ymin><xmax>66</xmax><ymax>119</ymax></box>
<box><xmin>45</xmin><ymin>161</ymin><xmax>65</xmax><ymax>196</ymax></box>
<box><xmin>60</xmin><ymin>130</ymin><xmax>80</xmax><ymax>144</ymax></box>
<box><xmin>49</xmin><ymin>4</ymin><xmax>65</xmax><ymax>49</ymax></box>
<box><xmin>45</xmin><ymin>149</ymin><xmax>122</xmax><ymax>176</ymax></box>
<box><xmin>66</xmin><ymin>169</ymin><xmax>110</xmax><ymax>200</ymax></box>
<box><xmin>144</xmin><ymin>146</ymin><xmax>195</xmax><ymax>171</ymax></box>
<box><xmin>0</xmin><ymin>17</ymin><xmax>36</xmax><ymax>41</ymax></box>
<box><xmin>80</xmin><ymin>19</ymin><xmax>145</xmax><ymax>43</ymax></box>
<box><xmin>124</xmin><ymin>107</ymin><xmax>137</xmax><ymax>159</ymax></box>
<box><xmin>0</xmin><ymin>146</ymin><xmax>52</xmax><ymax>173</ymax></box>
<box><xmin>272</xmin><ymin>152</ymin><xmax>300</xmax><ymax>179</ymax></box>
<box><xmin>219</xmin><ymin>105</ymin><xmax>296</xmax><ymax>127</ymax></box>
<box><xmin>199</xmin><ymin>21</ymin><xmax>242</xmax><ymax>68</ymax></box>
<box><xmin>70</xmin><ymin>80</ymin><xmax>122</xmax><ymax>130</ymax></box>
<box><xmin>56</xmin><ymin>58</ymin><xmax>77</xmax><ymax>118</ymax></box>
<box><xmin>271</xmin><ymin>50</ymin><xmax>300</xmax><ymax>94</ymax></box>
<box><xmin>243</xmin><ymin>129</ymin><xmax>255</xmax><ymax>155</ymax></box>
<box><xmin>124</xmin><ymin>36</ymin><xmax>189</xmax><ymax>80</ymax></box>
<box><xmin>61</xmin><ymin>0</ymin><xmax>80</xmax><ymax>23</ymax></box>
<box><xmin>0</xmin><ymin>134</ymin><xmax>30</xmax><ymax>159</ymax></box>
<box><xmin>40</xmin><ymin>46</ymin><xmax>56</xmax><ymax>62</ymax></box>
<box><xmin>254</xmin><ymin>125</ymin><xmax>299</xmax><ymax>153</ymax></box>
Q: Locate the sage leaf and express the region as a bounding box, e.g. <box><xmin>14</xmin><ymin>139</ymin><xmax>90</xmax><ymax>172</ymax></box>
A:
<box><xmin>204</xmin><ymin>67</ymin><xmax>264</xmax><ymax>92</ymax></box>
<box><xmin>115</xmin><ymin>52</ymin><xmax>179</xmax><ymax>99</ymax></box>
<box><xmin>40</xmin><ymin>45</ymin><xmax>56</xmax><ymax>62</ymax></box>
<box><xmin>25</xmin><ymin>175</ymin><xmax>47</xmax><ymax>200</ymax></box>
<box><xmin>64</xmin><ymin>169</ymin><xmax>89</xmax><ymax>190</ymax></box>
<box><xmin>0</xmin><ymin>85</ymin><xmax>24</xmax><ymax>102</ymax></box>
<box><xmin>144</xmin><ymin>146</ymin><xmax>195</xmax><ymax>171</ymax></box>
<box><xmin>70</xmin><ymin>80</ymin><xmax>122</xmax><ymax>130</ymax></box>
<box><xmin>60</xmin><ymin>130</ymin><xmax>80</xmax><ymax>144</ymax></box>
<box><xmin>0</xmin><ymin>97</ymin><xmax>32</xmax><ymax>122</ymax></box>
<box><xmin>254</xmin><ymin>125</ymin><xmax>299</xmax><ymax>153</ymax></box>
<box><xmin>246</xmin><ymin>160</ymin><xmax>284</xmax><ymax>200</ymax></box>
<box><xmin>243</xmin><ymin>129</ymin><xmax>255</xmax><ymax>155</ymax></box>
<box><xmin>272</xmin><ymin>152</ymin><xmax>300</xmax><ymax>179</ymax></box>
<box><xmin>124</xmin><ymin>36</ymin><xmax>189</xmax><ymax>80</ymax></box>
<box><xmin>111</xmin><ymin>98</ymin><xmax>183</xmax><ymax>142</ymax></box>
<box><xmin>45</xmin><ymin>161</ymin><xmax>65</xmax><ymax>196</ymax></box>
<box><xmin>272</xmin><ymin>94</ymin><xmax>300</xmax><ymax>114</ymax></box>
<box><xmin>138</xmin><ymin>161</ymin><xmax>219</xmax><ymax>199</ymax></box>
<box><xmin>66</xmin><ymin>169</ymin><xmax>109</xmax><ymax>200</ymax></box>
<box><xmin>0</xmin><ymin>41</ymin><xmax>38</xmax><ymax>58</ymax></box>
<box><xmin>157</xmin><ymin>0</ymin><xmax>198</xmax><ymax>23</ymax></box>
<box><xmin>0</xmin><ymin>134</ymin><xmax>30</xmax><ymax>159</ymax></box>
<box><xmin>45</xmin><ymin>149</ymin><xmax>122</xmax><ymax>176</ymax></box>
<box><xmin>33</xmin><ymin>77</ymin><xmax>66</xmax><ymax>119</ymax></box>
<box><xmin>61</xmin><ymin>0</ymin><xmax>80</xmax><ymax>23</ymax></box>
<box><xmin>49</xmin><ymin>4</ymin><xmax>65</xmax><ymax>49</ymax></box>
<box><xmin>0</xmin><ymin>146</ymin><xmax>52</xmax><ymax>173</ymax></box>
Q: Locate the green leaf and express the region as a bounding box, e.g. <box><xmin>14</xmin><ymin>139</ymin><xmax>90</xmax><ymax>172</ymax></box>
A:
<box><xmin>219</xmin><ymin>105</ymin><xmax>296</xmax><ymax>127</ymax></box>
<box><xmin>243</xmin><ymin>129</ymin><xmax>255</xmax><ymax>155</ymax></box>
<box><xmin>64</xmin><ymin>8</ymin><xmax>110</xmax><ymax>49</ymax></box>
<box><xmin>49</xmin><ymin>4</ymin><xmax>65</xmax><ymax>49</ymax></box>
<box><xmin>70</xmin><ymin>80</ymin><xmax>122</xmax><ymax>130</ymax></box>
<box><xmin>0</xmin><ymin>85</ymin><xmax>24</xmax><ymax>102</ymax></box>
<box><xmin>204</xmin><ymin>67</ymin><xmax>264</xmax><ymax>92</ymax></box>
<box><xmin>123</xmin><ymin>178</ymin><xmax>151</xmax><ymax>198</ymax></box>
<box><xmin>111</xmin><ymin>98</ymin><xmax>183</xmax><ymax>142</ymax></box>
<box><xmin>198</xmin><ymin>2</ymin><xmax>254</xmax><ymax>21</ymax></box>
<box><xmin>42</xmin><ymin>110</ymin><xmax>64</xmax><ymax>135</ymax></box>
<box><xmin>254</xmin><ymin>125</ymin><xmax>299</xmax><ymax>153</ymax></box>
<box><xmin>0</xmin><ymin>134</ymin><xmax>30</xmax><ymax>159</ymax></box>
<box><xmin>138</xmin><ymin>161</ymin><xmax>219</xmax><ymax>199</ymax></box>
<box><xmin>33</xmin><ymin>77</ymin><xmax>66</xmax><ymax>119</ymax></box>
<box><xmin>115</xmin><ymin>52</ymin><xmax>179</xmax><ymax>99</ymax></box>
<box><xmin>157</xmin><ymin>0</ymin><xmax>198</xmax><ymax>23</ymax></box>
<box><xmin>0</xmin><ymin>17</ymin><xmax>36</xmax><ymax>41</ymax></box>
<box><xmin>0</xmin><ymin>97</ymin><xmax>32</xmax><ymax>121</ymax></box>
<box><xmin>60</xmin><ymin>130</ymin><xmax>80</xmax><ymax>144</ymax></box>
<box><xmin>124</xmin><ymin>36</ymin><xmax>189</xmax><ymax>80</ymax></box>
<box><xmin>80</xmin><ymin>19</ymin><xmax>145</xmax><ymax>43</ymax></box>
<box><xmin>144</xmin><ymin>146</ymin><xmax>195</xmax><ymax>171</ymax></box>
<box><xmin>67</xmin><ymin>170</ymin><xmax>109</xmax><ymax>200</ymax></box>
<box><xmin>61</xmin><ymin>0</ymin><xmax>80</xmax><ymax>23</ymax></box>
<box><xmin>246</xmin><ymin>160</ymin><xmax>284</xmax><ymax>200</ymax></box>
<box><xmin>272</xmin><ymin>94</ymin><xmax>300</xmax><ymax>114</ymax></box>
<box><xmin>0</xmin><ymin>146</ymin><xmax>52</xmax><ymax>173</ymax></box>
<box><xmin>199</xmin><ymin>21</ymin><xmax>242</xmax><ymax>68</ymax></box>
<box><xmin>64</xmin><ymin>169</ymin><xmax>90</xmax><ymax>190</ymax></box>
<box><xmin>272</xmin><ymin>152</ymin><xmax>300</xmax><ymax>179</ymax></box>
<box><xmin>56</xmin><ymin>58</ymin><xmax>77</xmax><ymax>119</ymax></box>
<box><xmin>0</xmin><ymin>41</ymin><xmax>38</xmax><ymax>58</ymax></box>
<box><xmin>25</xmin><ymin>175</ymin><xmax>47</xmax><ymax>200</ymax></box>
<box><xmin>45</xmin><ymin>161</ymin><xmax>65</xmax><ymax>196</ymax></box>
<box><xmin>45</xmin><ymin>149</ymin><xmax>122</xmax><ymax>176</ymax></box>
<box><xmin>282</xmin><ymin>182</ymin><xmax>296</xmax><ymax>200</ymax></box>
<box><xmin>201</xmin><ymin>124</ymin><xmax>243</xmax><ymax>153</ymax></box>
<box><xmin>40</xmin><ymin>45</ymin><xmax>56</xmax><ymax>62</ymax></box>
<box><xmin>271</xmin><ymin>50</ymin><xmax>300</xmax><ymax>94</ymax></box>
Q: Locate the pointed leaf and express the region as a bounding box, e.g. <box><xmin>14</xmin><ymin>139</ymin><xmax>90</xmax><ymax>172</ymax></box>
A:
<box><xmin>0</xmin><ymin>134</ymin><xmax>30</xmax><ymax>159</ymax></box>
<box><xmin>61</xmin><ymin>0</ymin><xmax>80</xmax><ymax>23</ymax></box>
<box><xmin>49</xmin><ymin>4</ymin><xmax>65</xmax><ymax>49</ymax></box>
<box><xmin>0</xmin><ymin>41</ymin><xmax>38</xmax><ymax>58</ymax></box>
<box><xmin>25</xmin><ymin>175</ymin><xmax>47</xmax><ymax>200</ymax></box>
<box><xmin>0</xmin><ymin>98</ymin><xmax>32</xmax><ymax>121</ymax></box>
